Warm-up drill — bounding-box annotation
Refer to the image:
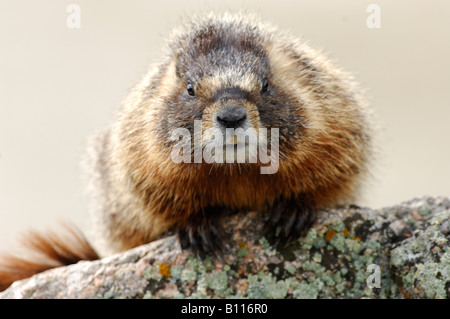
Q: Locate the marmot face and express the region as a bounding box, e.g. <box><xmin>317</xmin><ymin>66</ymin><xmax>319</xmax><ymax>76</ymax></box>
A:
<box><xmin>153</xmin><ymin>15</ymin><xmax>306</xmax><ymax>166</ymax></box>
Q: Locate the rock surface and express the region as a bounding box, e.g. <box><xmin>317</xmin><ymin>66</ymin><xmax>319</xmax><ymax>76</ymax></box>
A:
<box><xmin>1</xmin><ymin>196</ymin><xmax>449</xmax><ymax>299</ymax></box>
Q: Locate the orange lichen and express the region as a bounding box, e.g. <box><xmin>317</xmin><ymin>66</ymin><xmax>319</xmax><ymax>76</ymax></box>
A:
<box><xmin>325</xmin><ymin>228</ymin><xmax>352</xmax><ymax>242</ymax></box>
<box><xmin>158</xmin><ymin>263</ymin><xmax>172</xmax><ymax>278</ymax></box>
<box><xmin>400</xmin><ymin>288</ymin><xmax>411</xmax><ymax>299</ymax></box>
<box><xmin>325</xmin><ymin>230</ymin><xmax>338</xmax><ymax>242</ymax></box>
<box><xmin>343</xmin><ymin>228</ymin><xmax>350</xmax><ymax>237</ymax></box>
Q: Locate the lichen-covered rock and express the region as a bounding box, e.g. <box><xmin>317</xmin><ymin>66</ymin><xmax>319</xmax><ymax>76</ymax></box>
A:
<box><xmin>390</xmin><ymin>208</ymin><xmax>450</xmax><ymax>299</ymax></box>
<box><xmin>1</xmin><ymin>196</ymin><xmax>449</xmax><ymax>299</ymax></box>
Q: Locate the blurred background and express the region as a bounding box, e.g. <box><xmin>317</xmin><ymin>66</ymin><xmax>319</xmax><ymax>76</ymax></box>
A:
<box><xmin>1</xmin><ymin>0</ymin><xmax>449</xmax><ymax>252</ymax></box>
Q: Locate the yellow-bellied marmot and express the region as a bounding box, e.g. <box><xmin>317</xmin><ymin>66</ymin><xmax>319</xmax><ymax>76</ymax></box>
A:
<box><xmin>0</xmin><ymin>12</ymin><xmax>373</xmax><ymax>291</ymax></box>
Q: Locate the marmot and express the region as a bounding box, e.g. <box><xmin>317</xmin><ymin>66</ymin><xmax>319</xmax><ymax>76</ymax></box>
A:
<box><xmin>0</xmin><ymin>12</ymin><xmax>373</xmax><ymax>291</ymax></box>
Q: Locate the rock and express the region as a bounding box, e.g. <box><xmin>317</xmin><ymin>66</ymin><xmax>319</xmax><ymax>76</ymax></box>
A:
<box><xmin>1</xmin><ymin>196</ymin><xmax>449</xmax><ymax>299</ymax></box>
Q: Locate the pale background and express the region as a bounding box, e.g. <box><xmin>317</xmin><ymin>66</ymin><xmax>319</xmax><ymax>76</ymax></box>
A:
<box><xmin>1</xmin><ymin>0</ymin><xmax>449</xmax><ymax>252</ymax></box>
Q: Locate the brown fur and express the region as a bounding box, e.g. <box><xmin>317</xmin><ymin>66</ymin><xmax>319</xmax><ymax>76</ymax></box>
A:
<box><xmin>0</xmin><ymin>224</ymin><xmax>98</xmax><ymax>291</ymax></box>
<box><xmin>0</xmin><ymin>12</ymin><xmax>374</xmax><ymax>291</ymax></box>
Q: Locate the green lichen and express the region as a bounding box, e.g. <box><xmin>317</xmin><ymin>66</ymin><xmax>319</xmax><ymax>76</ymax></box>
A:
<box><xmin>259</xmin><ymin>237</ymin><xmax>277</xmax><ymax>256</ymax></box>
<box><xmin>302</xmin><ymin>261</ymin><xmax>325</xmax><ymax>276</ymax></box>
<box><xmin>345</xmin><ymin>238</ymin><xmax>363</xmax><ymax>253</ymax></box>
<box><xmin>329</xmin><ymin>221</ymin><xmax>346</xmax><ymax>232</ymax></box>
<box><xmin>208</xmin><ymin>271</ymin><xmax>230</xmax><ymax>296</ymax></box>
<box><xmin>329</xmin><ymin>232</ymin><xmax>347</xmax><ymax>252</ymax></box>
<box><xmin>354</xmin><ymin>255</ymin><xmax>374</xmax><ymax>270</ymax></box>
<box><xmin>355</xmin><ymin>269</ymin><xmax>368</xmax><ymax>284</ymax></box>
<box><xmin>101</xmin><ymin>290</ymin><xmax>116</xmax><ymax>299</ymax></box>
<box><xmin>412</xmin><ymin>247</ymin><xmax>449</xmax><ymax>299</ymax></box>
<box><xmin>190</xmin><ymin>287</ymin><xmax>209</xmax><ymax>299</ymax></box>
<box><xmin>143</xmin><ymin>265</ymin><xmax>163</xmax><ymax>281</ymax></box>
<box><xmin>418</xmin><ymin>203</ymin><xmax>432</xmax><ymax>216</ymax></box>
<box><xmin>391</xmin><ymin>225</ymin><xmax>445</xmax><ymax>268</ymax></box>
<box><xmin>365</xmin><ymin>239</ymin><xmax>382</xmax><ymax>253</ymax></box>
<box><xmin>179</xmin><ymin>256</ymin><xmax>211</xmax><ymax>283</ymax></box>
<box><xmin>246</xmin><ymin>275</ymin><xmax>266</xmax><ymax>298</ymax></box>
<box><xmin>237</xmin><ymin>247</ymin><xmax>248</xmax><ymax>258</ymax></box>
<box><xmin>407</xmin><ymin>218</ymin><xmax>416</xmax><ymax>226</ymax></box>
<box><xmin>321</xmin><ymin>273</ymin><xmax>336</xmax><ymax>287</ymax></box>
<box><xmin>315</xmin><ymin>238</ymin><xmax>328</xmax><ymax>249</ymax></box>
<box><xmin>181</xmin><ymin>268</ymin><xmax>197</xmax><ymax>282</ymax></box>
<box><xmin>192</xmin><ymin>275</ymin><xmax>209</xmax><ymax>298</ymax></box>
<box><xmin>390</xmin><ymin>245</ymin><xmax>409</xmax><ymax>268</ymax></box>
<box><xmin>268</xmin><ymin>280</ymin><xmax>289</xmax><ymax>299</ymax></box>
<box><xmin>292</xmin><ymin>278</ymin><xmax>324</xmax><ymax>299</ymax></box>
<box><xmin>170</xmin><ymin>266</ymin><xmax>183</xmax><ymax>279</ymax></box>
<box><xmin>246</xmin><ymin>272</ymin><xmax>289</xmax><ymax>299</ymax></box>
<box><xmin>416</xmin><ymin>259</ymin><xmax>446</xmax><ymax>299</ymax></box>
<box><xmin>402</xmin><ymin>269</ymin><xmax>415</xmax><ymax>287</ymax></box>
<box><xmin>430</xmin><ymin>209</ymin><xmax>450</xmax><ymax>226</ymax></box>
<box><xmin>286</xmin><ymin>265</ymin><xmax>297</xmax><ymax>275</ymax></box>
<box><xmin>299</xmin><ymin>228</ymin><xmax>317</xmax><ymax>250</ymax></box>
<box><xmin>388</xmin><ymin>282</ymin><xmax>398</xmax><ymax>298</ymax></box>
<box><xmin>335</xmin><ymin>280</ymin><xmax>347</xmax><ymax>294</ymax></box>
<box><xmin>389</xmin><ymin>208</ymin><xmax>449</xmax><ymax>299</ymax></box>
<box><xmin>312</xmin><ymin>253</ymin><xmax>322</xmax><ymax>263</ymax></box>
<box><xmin>363</xmin><ymin>286</ymin><xmax>374</xmax><ymax>297</ymax></box>
<box><xmin>203</xmin><ymin>257</ymin><xmax>215</xmax><ymax>272</ymax></box>
<box><xmin>273</xmin><ymin>267</ymin><xmax>279</xmax><ymax>275</ymax></box>
<box><xmin>333</xmin><ymin>271</ymin><xmax>342</xmax><ymax>283</ymax></box>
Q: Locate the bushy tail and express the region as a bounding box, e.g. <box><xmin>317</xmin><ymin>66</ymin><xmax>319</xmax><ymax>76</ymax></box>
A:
<box><xmin>0</xmin><ymin>223</ymin><xmax>99</xmax><ymax>292</ymax></box>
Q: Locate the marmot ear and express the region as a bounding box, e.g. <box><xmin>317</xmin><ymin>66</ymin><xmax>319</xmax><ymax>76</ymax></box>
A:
<box><xmin>175</xmin><ymin>49</ymin><xmax>184</xmax><ymax>78</ymax></box>
<box><xmin>266</xmin><ymin>42</ymin><xmax>300</xmax><ymax>85</ymax></box>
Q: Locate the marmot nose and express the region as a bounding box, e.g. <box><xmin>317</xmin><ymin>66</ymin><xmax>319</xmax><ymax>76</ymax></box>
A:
<box><xmin>216</xmin><ymin>104</ymin><xmax>248</xmax><ymax>129</ymax></box>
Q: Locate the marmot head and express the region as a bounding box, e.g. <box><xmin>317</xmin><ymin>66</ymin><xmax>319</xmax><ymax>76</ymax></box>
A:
<box><xmin>154</xmin><ymin>13</ymin><xmax>306</xmax><ymax>167</ymax></box>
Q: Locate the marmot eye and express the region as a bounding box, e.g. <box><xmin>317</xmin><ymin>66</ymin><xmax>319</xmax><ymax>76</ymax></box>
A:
<box><xmin>262</xmin><ymin>79</ymin><xmax>269</xmax><ymax>92</ymax></box>
<box><xmin>187</xmin><ymin>83</ymin><xmax>195</xmax><ymax>96</ymax></box>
